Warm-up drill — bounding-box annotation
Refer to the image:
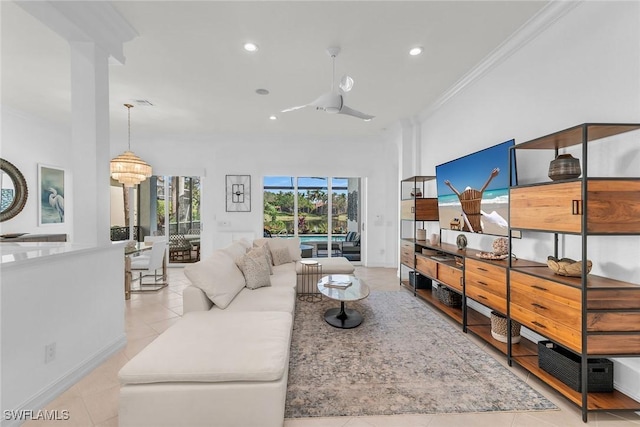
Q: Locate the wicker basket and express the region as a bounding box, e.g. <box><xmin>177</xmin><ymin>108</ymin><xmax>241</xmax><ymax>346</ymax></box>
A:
<box><xmin>538</xmin><ymin>340</ymin><xmax>613</xmax><ymax>392</ymax></box>
<box><xmin>490</xmin><ymin>311</ymin><xmax>521</xmax><ymax>343</ymax></box>
<box><xmin>436</xmin><ymin>285</ymin><xmax>462</xmax><ymax>307</ymax></box>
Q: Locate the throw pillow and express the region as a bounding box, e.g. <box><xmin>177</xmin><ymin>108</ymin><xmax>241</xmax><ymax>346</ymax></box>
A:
<box><xmin>261</xmin><ymin>242</ymin><xmax>274</xmax><ymax>269</ymax></box>
<box><xmin>220</xmin><ymin>242</ymin><xmax>248</xmax><ymax>260</ymax></box>
<box><xmin>183</xmin><ymin>251</ymin><xmax>245</xmax><ymax>309</ymax></box>
<box><xmin>237</xmin><ymin>252</ymin><xmax>271</xmax><ymax>290</ymax></box>
<box><xmin>237</xmin><ymin>246</ymin><xmax>273</xmax><ymax>275</ymax></box>
<box><xmin>284</xmin><ymin>237</ymin><xmax>302</xmax><ymax>261</ymax></box>
<box><xmin>259</xmin><ymin>237</ymin><xmax>301</xmax><ymax>262</ymax></box>
<box><xmin>235</xmin><ymin>238</ymin><xmax>252</xmax><ymax>251</ymax></box>
<box><xmin>271</xmin><ymin>247</ymin><xmax>293</xmax><ymax>266</ymax></box>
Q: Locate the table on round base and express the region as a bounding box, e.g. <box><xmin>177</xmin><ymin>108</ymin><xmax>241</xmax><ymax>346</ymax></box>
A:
<box><xmin>324</xmin><ymin>303</ymin><xmax>363</xmax><ymax>329</ymax></box>
<box><xmin>317</xmin><ymin>275</ymin><xmax>370</xmax><ymax>329</ymax></box>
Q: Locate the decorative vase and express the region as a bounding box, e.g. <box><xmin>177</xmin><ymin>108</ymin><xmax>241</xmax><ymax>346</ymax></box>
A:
<box><xmin>456</xmin><ymin>234</ymin><xmax>467</xmax><ymax>250</ymax></box>
<box><xmin>548</xmin><ymin>154</ymin><xmax>581</xmax><ymax>181</ymax></box>
<box><xmin>492</xmin><ymin>237</ymin><xmax>508</xmax><ymax>256</ymax></box>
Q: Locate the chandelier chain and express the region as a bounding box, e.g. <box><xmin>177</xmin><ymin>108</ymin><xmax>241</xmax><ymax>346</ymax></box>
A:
<box><xmin>125</xmin><ymin>103</ymin><xmax>134</xmax><ymax>151</ymax></box>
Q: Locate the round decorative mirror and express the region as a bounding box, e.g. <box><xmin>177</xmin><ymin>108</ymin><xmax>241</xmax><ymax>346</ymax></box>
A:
<box><xmin>1</xmin><ymin>158</ymin><xmax>28</xmax><ymax>222</ymax></box>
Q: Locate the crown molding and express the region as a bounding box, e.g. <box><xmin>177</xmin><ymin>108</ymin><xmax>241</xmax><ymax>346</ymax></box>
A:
<box><xmin>418</xmin><ymin>1</ymin><xmax>582</xmax><ymax>122</ymax></box>
<box><xmin>15</xmin><ymin>1</ymin><xmax>138</xmax><ymax>64</ymax></box>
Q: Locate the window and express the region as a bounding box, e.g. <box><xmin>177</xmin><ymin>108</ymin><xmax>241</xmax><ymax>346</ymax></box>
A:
<box><xmin>263</xmin><ymin>176</ymin><xmax>361</xmax><ymax>261</ymax></box>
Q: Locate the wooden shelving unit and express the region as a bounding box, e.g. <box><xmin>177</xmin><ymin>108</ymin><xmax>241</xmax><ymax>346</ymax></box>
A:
<box><xmin>396</xmin><ymin>125</ymin><xmax>640</xmax><ymax>423</ymax></box>
<box><xmin>508</xmin><ymin>123</ymin><xmax>640</xmax><ymax>421</ymax></box>
<box><xmin>399</xmin><ymin>176</ymin><xmax>438</xmax><ymax>294</ymax></box>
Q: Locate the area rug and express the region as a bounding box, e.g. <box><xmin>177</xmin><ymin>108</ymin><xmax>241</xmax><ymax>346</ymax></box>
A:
<box><xmin>285</xmin><ymin>291</ymin><xmax>557</xmax><ymax>418</ymax></box>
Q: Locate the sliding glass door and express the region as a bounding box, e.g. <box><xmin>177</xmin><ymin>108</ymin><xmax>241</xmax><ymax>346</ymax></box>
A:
<box><xmin>154</xmin><ymin>175</ymin><xmax>201</xmax><ymax>264</ymax></box>
<box><xmin>263</xmin><ymin>176</ymin><xmax>361</xmax><ymax>262</ymax></box>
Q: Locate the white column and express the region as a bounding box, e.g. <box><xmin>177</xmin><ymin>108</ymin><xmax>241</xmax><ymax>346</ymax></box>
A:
<box><xmin>69</xmin><ymin>41</ymin><xmax>111</xmax><ymax>246</ymax></box>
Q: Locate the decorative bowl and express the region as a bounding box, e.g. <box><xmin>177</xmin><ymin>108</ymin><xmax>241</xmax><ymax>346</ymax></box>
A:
<box><xmin>547</xmin><ymin>256</ymin><xmax>592</xmax><ymax>277</ymax></box>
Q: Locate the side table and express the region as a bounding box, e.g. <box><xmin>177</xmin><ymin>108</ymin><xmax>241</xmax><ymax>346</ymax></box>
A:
<box><xmin>298</xmin><ymin>260</ymin><xmax>322</xmax><ymax>302</ymax></box>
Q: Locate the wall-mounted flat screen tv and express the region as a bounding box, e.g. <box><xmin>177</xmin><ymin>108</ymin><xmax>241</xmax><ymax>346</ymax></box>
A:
<box><xmin>435</xmin><ymin>139</ymin><xmax>516</xmax><ymax>237</ymax></box>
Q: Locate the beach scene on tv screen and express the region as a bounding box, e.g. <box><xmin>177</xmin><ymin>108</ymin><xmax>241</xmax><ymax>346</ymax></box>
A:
<box><xmin>436</xmin><ymin>140</ymin><xmax>514</xmax><ymax>237</ymax></box>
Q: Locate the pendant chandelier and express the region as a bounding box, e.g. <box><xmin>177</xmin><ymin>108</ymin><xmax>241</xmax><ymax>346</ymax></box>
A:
<box><xmin>110</xmin><ymin>103</ymin><xmax>152</xmax><ymax>187</ymax></box>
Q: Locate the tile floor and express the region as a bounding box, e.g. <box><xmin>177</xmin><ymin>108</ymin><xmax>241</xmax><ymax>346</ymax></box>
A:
<box><xmin>23</xmin><ymin>266</ymin><xmax>640</xmax><ymax>426</ymax></box>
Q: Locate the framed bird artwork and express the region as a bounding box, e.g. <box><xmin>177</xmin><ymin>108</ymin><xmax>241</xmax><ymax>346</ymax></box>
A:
<box><xmin>38</xmin><ymin>164</ymin><xmax>65</xmax><ymax>225</ymax></box>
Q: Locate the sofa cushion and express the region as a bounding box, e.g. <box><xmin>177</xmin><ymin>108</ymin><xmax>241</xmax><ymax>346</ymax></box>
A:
<box><xmin>118</xmin><ymin>311</ymin><xmax>292</xmax><ymax>385</ymax></box>
<box><xmin>271</xmin><ymin>247</ymin><xmax>293</xmax><ymax>266</ymax></box>
<box><xmin>295</xmin><ymin>257</ymin><xmax>354</xmax><ymax>275</ymax></box>
<box><xmin>255</xmin><ymin>237</ymin><xmax>301</xmax><ymax>262</ymax></box>
<box><xmin>220</xmin><ymin>242</ymin><xmax>248</xmax><ymax>260</ymax></box>
<box><xmin>184</xmin><ymin>251</ymin><xmax>245</xmax><ymax>309</ymax></box>
<box><xmin>223</xmin><ymin>287</ymin><xmax>295</xmax><ymax>314</ymax></box>
<box><xmin>236</xmin><ymin>251</ymin><xmax>271</xmax><ymax>290</ymax></box>
<box><xmin>270</xmin><ymin>263</ymin><xmax>297</xmax><ymax>289</ymax></box>
<box><xmin>235</xmin><ymin>237</ymin><xmax>252</xmax><ymax>251</ymax></box>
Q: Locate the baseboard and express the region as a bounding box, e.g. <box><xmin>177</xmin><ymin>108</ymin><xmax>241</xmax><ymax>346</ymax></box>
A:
<box><xmin>364</xmin><ymin>262</ymin><xmax>396</xmax><ymax>268</ymax></box>
<box><xmin>2</xmin><ymin>334</ymin><xmax>126</xmax><ymax>427</ymax></box>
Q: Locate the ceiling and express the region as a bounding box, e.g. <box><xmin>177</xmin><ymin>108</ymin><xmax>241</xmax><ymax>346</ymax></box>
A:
<box><xmin>2</xmin><ymin>1</ymin><xmax>549</xmax><ymax>141</ymax></box>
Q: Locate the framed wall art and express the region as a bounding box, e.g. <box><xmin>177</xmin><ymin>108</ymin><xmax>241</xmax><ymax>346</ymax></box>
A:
<box><xmin>38</xmin><ymin>164</ymin><xmax>66</xmax><ymax>225</ymax></box>
<box><xmin>225</xmin><ymin>175</ymin><xmax>251</xmax><ymax>212</ymax></box>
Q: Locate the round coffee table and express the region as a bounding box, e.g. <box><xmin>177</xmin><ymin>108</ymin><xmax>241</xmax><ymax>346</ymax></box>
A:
<box><xmin>317</xmin><ymin>274</ymin><xmax>370</xmax><ymax>329</ymax></box>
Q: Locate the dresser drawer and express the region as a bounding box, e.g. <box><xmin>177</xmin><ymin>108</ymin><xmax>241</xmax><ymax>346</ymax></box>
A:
<box><xmin>466</xmin><ymin>258</ymin><xmax>505</xmax><ymax>280</ymax></box>
<box><xmin>510</xmin><ymin>302</ymin><xmax>582</xmax><ymax>352</ymax></box>
<box><xmin>466</xmin><ymin>282</ymin><xmax>507</xmax><ymax>314</ymax></box>
<box><xmin>438</xmin><ymin>263</ymin><xmax>463</xmax><ymax>293</ymax></box>
<box><xmin>510</xmin><ymin>270</ymin><xmax>582</xmax><ymax>352</ymax></box>
<box><xmin>400</xmin><ymin>241</ymin><xmax>414</xmax><ymax>267</ymax></box>
<box><xmin>510</xmin><ymin>284</ymin><xmax>581</xmax><ymax>331</ymax></box>
<box><xmin>415</xmin><ymin>255</ymin><xmax>436</xmax><ymax>278</ymax></box>
<box><xmin>465</xmin><ymin>259</ymin><xmax>506</xmax><ymax>299</ymax></box>
<box><xmin>509</xmin><ymin>271</ymin><xmax>581</xmax><ymax>307</ymax></box>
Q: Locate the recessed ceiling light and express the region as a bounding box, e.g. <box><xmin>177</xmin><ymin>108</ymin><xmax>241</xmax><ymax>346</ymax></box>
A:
<box><xmin>244</xmin><ymin>42</ymin><xmax>259</xmax><ymax>52</ymax></box>
<box><xmin>409</xmin><ymin>46</ymin><xmax>423</xmax><ymax>56</ymax></box>
<box><xmin>269</xmin><ymin>115</ymin><xmax>278</xmax><ymax>120</ymax></box>
<box><xmin>255</xmin><ymin>88</ymin><xmax>269</xmax><ymax>95</ymax></box>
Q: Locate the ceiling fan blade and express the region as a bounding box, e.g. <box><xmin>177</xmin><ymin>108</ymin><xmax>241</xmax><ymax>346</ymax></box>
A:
<box><xmin>339</xmin><ymin>104</ymin><xmax>374</xmax><ymax>120</ymax></box>
<box><xmin>281</xmin><ymin>105</ymin><xmax>307</xmax><ymax>113</ymax></box>
<box><xmin>310</xmin><ymin>92</ymin><xmax>342</xmax><ymax>113</ymax></box>
<box><xmin>339</xmin><ymin>74</ymin><xmax>354</xmax><ymax>93</ymax></box>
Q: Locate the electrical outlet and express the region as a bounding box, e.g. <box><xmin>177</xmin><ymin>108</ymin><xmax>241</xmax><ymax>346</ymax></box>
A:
<box><xmin>45</xmin><ymin>342</ymin><xmax>56</xmax><ymax>363</ymax></box>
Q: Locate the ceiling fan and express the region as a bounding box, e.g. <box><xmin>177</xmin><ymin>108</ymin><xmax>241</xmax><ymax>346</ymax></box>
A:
<box><xmin>281</xmin><ymin>47</ymin><xmax>374</xmax><ymax>121</ymax></box>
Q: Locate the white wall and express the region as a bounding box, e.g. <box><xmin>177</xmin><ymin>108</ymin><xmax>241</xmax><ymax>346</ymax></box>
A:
<box><xmin>417</xmin><ymin>1</ymin><xmax>640</xmax><ymax>401</ymax></box>
<box><xmin>133</xmin><ymin>132</ymin><xmax>399</xmax><ymax>267</ymax></box>
<box><xmin>0</xmin><ymin>108</ymin><xmax>72</xmax><ymax>237</ymax></box>
<box><xmin>1</xmin><ymin>245</ymin><xmax>126</xmax><ymax>426</ymax></box>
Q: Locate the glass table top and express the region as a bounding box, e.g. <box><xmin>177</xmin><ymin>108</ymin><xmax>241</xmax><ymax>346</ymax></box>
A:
<box><xmin>317</xmin><ymin>274</ymin><xmax>370</xmax><ymax>302</ymax></box>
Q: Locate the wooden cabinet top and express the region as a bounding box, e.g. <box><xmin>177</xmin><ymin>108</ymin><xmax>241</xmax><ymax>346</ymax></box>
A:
<box><xmin>401</xmin><ymin>175</ymin><xmax>436</xmax><ymax>183</ymax></box>
<box><xmin>515</xmin><ymin>123</ymin><xmax>640</xmax><ymax>150</ymax></box>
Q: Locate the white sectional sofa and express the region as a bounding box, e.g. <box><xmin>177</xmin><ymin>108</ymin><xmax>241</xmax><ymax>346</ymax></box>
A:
<box><xmin>118</xmin><ymin>237</ymin><xmax>354</xmax><ymax>427</ymax></box>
